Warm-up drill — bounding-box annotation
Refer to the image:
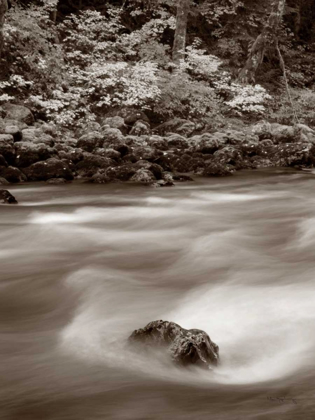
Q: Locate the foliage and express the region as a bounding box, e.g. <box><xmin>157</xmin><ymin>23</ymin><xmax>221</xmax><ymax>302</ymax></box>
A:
<box><xmin>270</xmin><ymin>88</ymin><xmax>315</xmax><ymax>127</ymax></box>
<box><xmin>2</xmin><ymin>3</ymin><xmax>64</xmax><ymax>96</ymax></box>
<box><xmin>1</xmin><ymin>0</ymin><xmax>315</xmax><ymax>130</ymax></box>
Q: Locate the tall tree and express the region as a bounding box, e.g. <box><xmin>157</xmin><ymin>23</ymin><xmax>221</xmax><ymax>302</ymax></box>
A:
<box><xmin>238</xmin><ymin>0</ymin><xmax>286</xmax><ymax>83</ymax></box>
<box><xmin>0</xmin><ymin>0</ymin><xmax>8</xmax><ymax>58</ymax></box>
<box><xmin>172</xmin><ymin>0</ymin><xmax>190</xmax><ymax>63</ymax></box>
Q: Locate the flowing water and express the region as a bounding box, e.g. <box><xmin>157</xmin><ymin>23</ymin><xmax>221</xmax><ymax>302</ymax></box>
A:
<box><xmin>1</xmin><ymin>168</ymin><xmax>315</xmax><ymax>419</ymax></box>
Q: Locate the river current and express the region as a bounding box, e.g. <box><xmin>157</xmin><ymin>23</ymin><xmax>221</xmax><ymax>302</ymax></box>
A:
<box><xmin>1</xmin><ymin>168</ymin><xmax>315</xmax><ymax>419</ymax></box>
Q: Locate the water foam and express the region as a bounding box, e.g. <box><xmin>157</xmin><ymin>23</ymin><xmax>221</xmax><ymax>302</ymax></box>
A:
<box><xmin>59</xmin><ymin>267</ymin><xmax>315</xmax><ymax>386</ymax></box>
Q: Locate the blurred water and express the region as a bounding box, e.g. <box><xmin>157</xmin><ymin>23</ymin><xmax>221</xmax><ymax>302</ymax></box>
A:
<box><xmin>1</xmin><ymin>168</ymin><xmax>315</xmax><ymax>419</ymax></box>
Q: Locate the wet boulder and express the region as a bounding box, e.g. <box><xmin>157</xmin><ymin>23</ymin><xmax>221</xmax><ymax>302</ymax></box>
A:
<box><xmin>75</xmin><ymin>153</ymin><xmax>115</xmax><ymax>178</ymax></box>
<box><xmin>129</xmin><ymin>320</ymin><xmax>219</xmax><ymax>369</ymax></box>
<box><xmin>89</xmin><ymin>170</ymin><xmax>111</xmax><ymax>184</ymax></box>
<box><xmin>23</xmin><ymin>158</ymin><xmax>74</xmax><ymax>181</ymax></box>
<box><xmin>0</xmin><ymin>189</ymin><xmax>18</xmax><ymax>204</ymax></box>
<box><xmin>130</xmin><ymin>168</ymin><xmax>156</xmax><ymax>184</ymax></box>
<box><xmin>105</xmin><ymin>164</ymin><xmax>137</xmax><ymax>181</ymax></box>
<box><xmin>203</xmin><ymin>159</ymin><xmax>235</xmax><ymax>177</ymax></box>
<box><xmin>134</xmin><ymin>160</ymin><xmax>163</xmax><ymax>179</ymax></box>
<box><xmin>172</xmin><ymin>153</ymin><xmax>205</xmax><ymax>173</ymax></box>
<box><xmin>249</xmin><ymin>156</ymin><xmax>274</xmax><ymax>168</ymax></box>
<box><xmin>270</xmin><ymin>143</ymin><xmax>311</xmax><ymax>167</ymax></box>
<box><xmin>213</xmin><ymin>146</ymin><xmax>244</xmax><ymax>168</ymax></box>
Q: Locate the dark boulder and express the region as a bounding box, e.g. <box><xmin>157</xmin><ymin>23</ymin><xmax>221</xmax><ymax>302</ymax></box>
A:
<box><xmin>130</xmin><ymin>168</ymin><xmax>156</xmax><ymax>184</ymax></box>
<box><xmin>0</xmin><ymin>154</ymin><xmax>7</xmax><ymax>166</ymax></box>
<box><xmin>0</xmin><ymin>134</ymin><xmax>15</xmax><ymax>164</ymax></box>
<box><xmin>213</xmin><ymin>146</ymin><xmax>244</xmax><ymax>169</ymax></box>
<box><xmin>172</xmin><ymin>153</ymin><xmax>205</xmax><ymax>173</ymax></box>
<box><xmin>15</xmin><ymin>142</ymin><xmax>54</xmax><ymax>167</ymax></box>
<box><xmin>129</xmin><ymin>320</ymin><xmax>219</xmax><ymax>369</ymax></box>
<box><xmin>203</xmin><ymin>160</ymin><xmax>235</xmax><ymax>177</ymax></box>
<box><xmin>75</xmin><ymin>153</ymin><xmax>115</xmax><ymax>177</ymax></box>
<box><xmin>105</xmin><ymin>164</ymin><xmax>137</xmax><ymax>181</ymax></box>
<box><xmin>134</xmin><ymin>161</ymin><xmax>163</xmax><ymax>179</ymax></box>
<box><xmin>0</xmin><ymin>189</ymin><xmax>18</xmax><ymax>204</ymax></box>
<box><xmin>89</xmin><ymin>170</ymin><xmax>111</xmax><ymax>184</ymax></box>
<box><xmin>132</xmin><ymin>145</ymin><xmax>160</xmax><ymax>162</ymax></box>
<box><xmin>154</xmin><ymin>153</ymin><xmax>175</xmax><ymax>172</ymax></box>
<box><xmin>0</xmin><ymin>166</ymin><xmax>27</xmax><ymax>183</ymax></box>
<box><xmin>23</xmin><ymin>158</ymin><xmax>74</xmax><ymax>181</ymax></box>
<box><xmin>270</xmin><ymin>143</ymin><xmax>311</xmax><ymax>167</ymax></box>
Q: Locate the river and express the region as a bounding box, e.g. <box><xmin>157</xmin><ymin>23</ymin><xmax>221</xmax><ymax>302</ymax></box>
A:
<box><xmin>1</xmin><ymin>168</ymin><xmax>315</xmax><ymax>419</ymax></box>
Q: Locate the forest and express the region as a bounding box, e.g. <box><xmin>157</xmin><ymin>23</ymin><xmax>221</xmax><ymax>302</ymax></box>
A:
<box><xmin>1</xmin><ymin>0</ymin><xmax>315</xmax><ymax>186</ymax></box>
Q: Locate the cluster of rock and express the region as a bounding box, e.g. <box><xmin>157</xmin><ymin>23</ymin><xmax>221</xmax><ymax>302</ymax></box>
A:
<box><xmin>1</xmin><ymin>103</ymin><xmax>315</xmax><ymax>192</ymax></box>
<box><xmin>129</xmin><ymin>320</ymin><xmax>219</xmax><ymax>369</ymax></box>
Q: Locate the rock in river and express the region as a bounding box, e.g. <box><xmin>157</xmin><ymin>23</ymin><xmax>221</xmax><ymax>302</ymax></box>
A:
<box><xmin>129</xmin><ymin>320</ymin><xmax>219</xmax><ymax>369</ymax></box>
<box><xmin>0</xmin><ymin>189</ymin><xmax>17</xmax><ymax>204</ymax></box>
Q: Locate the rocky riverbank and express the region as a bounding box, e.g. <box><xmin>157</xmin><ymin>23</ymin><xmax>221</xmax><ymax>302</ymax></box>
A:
<box><xmin>1</xmin><ymin>104</ymin><xmax>315</xmax><ymax>190</ymax></box>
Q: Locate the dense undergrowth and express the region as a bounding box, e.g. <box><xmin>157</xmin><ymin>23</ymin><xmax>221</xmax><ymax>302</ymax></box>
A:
<box><xmin>1</xmin><ymin>0</ymin><xmax>315</xmax><ymax>131</ymax></box>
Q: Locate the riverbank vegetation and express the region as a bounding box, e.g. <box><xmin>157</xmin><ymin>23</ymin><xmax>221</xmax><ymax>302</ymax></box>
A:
<box><xmin>1</xmin><ymin>0</ymin><xmax>315</xmax><ymax>188</ymax></box>
<box><xmin>1</xmin><ymin>0</ymin><xmax>315</xmax><ymax>130</ymax></box>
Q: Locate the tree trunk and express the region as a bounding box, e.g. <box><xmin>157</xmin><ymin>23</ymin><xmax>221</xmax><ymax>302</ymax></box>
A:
<box><xmin>172</xmin><ymin>0</ymin><xmax>190</xmax><ymax>64</ymax></box>
<box><xmin>238</xmin><ymin>0</ymin><xmax>286</xmax><ymax>84</ymax></box>
<box><xmin>0</xmin><ymin>0</ymin><xmax>8</xmax><ymax>58</ymax></box>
